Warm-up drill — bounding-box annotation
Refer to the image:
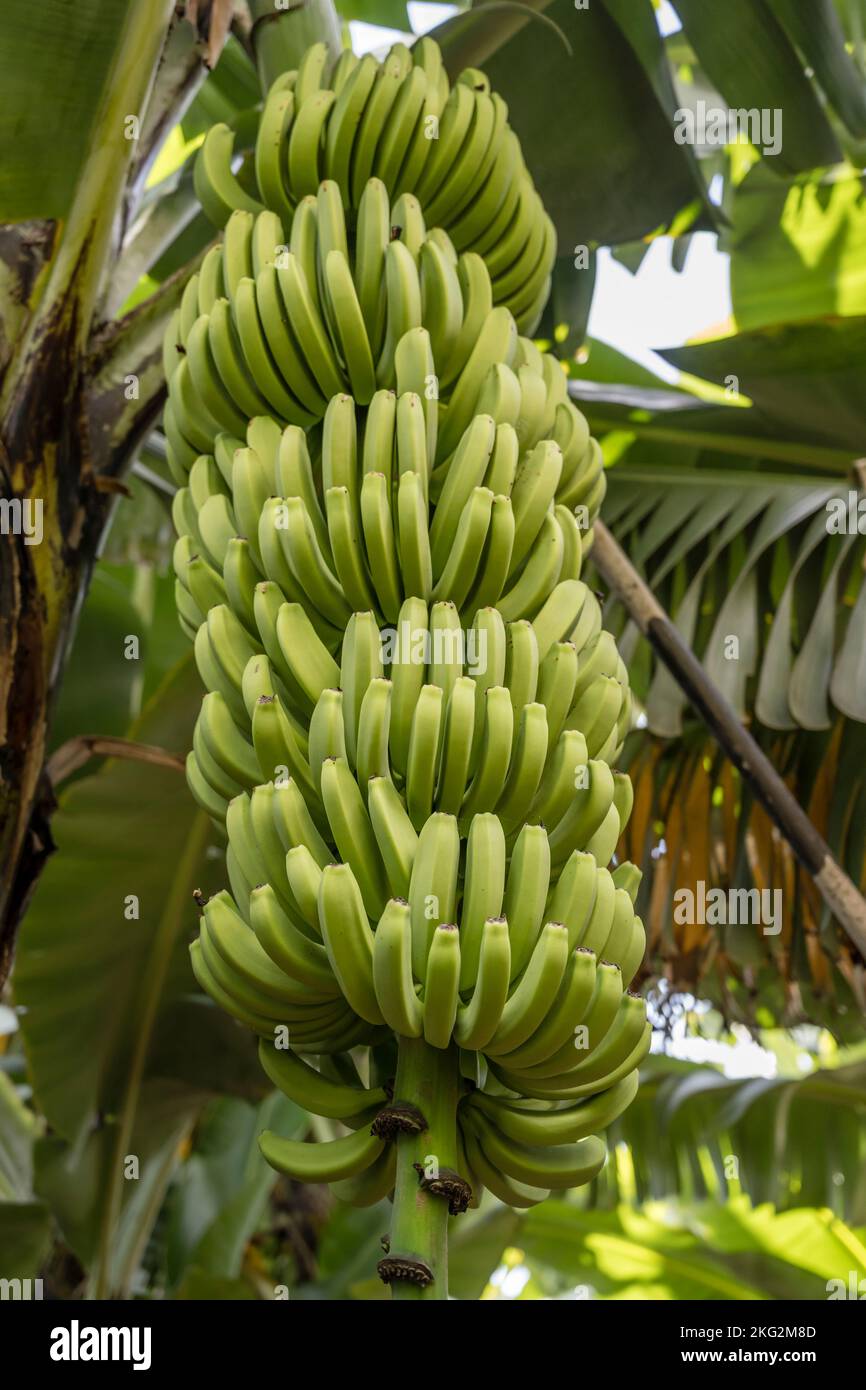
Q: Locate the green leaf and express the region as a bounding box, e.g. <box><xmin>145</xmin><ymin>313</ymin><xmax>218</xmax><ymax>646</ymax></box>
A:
<box><xmin>108</xmin><ymin>163</ymin><xmax>202</xmax><ymax>315</ymax></box>
<box><xmin>448</xmin><ymin>1207</ymin><xmax>521</xmax><ymax>1299</ymax></box>
<box><xmin>0</xmin><ymin>0</ymin><xmax>150</xmax><ymax>220</ymax></box>
<box><xmin>339</xmin><ymin>0</ymin><xmax>410</xmax><ymax>27</ymax></box>
<box><xmin>166</xmin><ymin>1092</ymin><xmax>305</xmax><ymax>1287</ymax></box>
<box><xmin>0</xmin><ymin>1201</ymin><xmax>52</xmax><ymax>1281</ymax></box>
<box><xmin>48</xmin><ymin>562</ymin><xmax>194</xmax><ymax>762</ymax></box>
<box><xmin>33</xmin><ymin>1077</ymin><xmax>196</xmax><ymax>1281</ymax></box>
<box><xmin>315</xmin><ymin>1203</ymin><xmax>390</xmax><ymax>1298</ymax></box>
<box><xmin>538</xmin><ymin>253</ymin><xmax>597</xmax><ymax>358</ymax></box>
<box><xmin>788</xmin><ymin>531</ymin><xmax>856</xmax><ymax>729</ymax></box>
<box><xmin>767</xmin><ymin>0</ymin><xmax>866</xmax><ymax>139</ymax></box>
<box><xmin>175</xmin><ymin>1269</ymin><xmax>257</xmax><ymax>1298</ymax></box>
<box><xmin>673</xmin><ymin>0</ymin><xmax>842</xmax><ymax>173</ymax></box>
<box><xmin>434</xmin><ymin>0</ymin><xmax>703</xmax><ymax>246</ymax></box>
<box><xmin>181</xmin><ymin>37</ymin><xmax>261</xmax><ymax>140</ymax></box>
<box><xmin>47</xmin><ymin>566</ymin><xmax>142</xmax><ymax>755</ymax></box>
<box><xmin>14</xmin><ymin>657</ymin><xmax>223</xmax><ymax>1144</ymax></box>
<box><xmin>703</xmin><ymin>485</ymin><xmax>835</xmax><ymax>716</ymax></box>
<box><xmin>604</xmin><ymin>1053</ymin><xmax>866</xmax><ymax>1224</ymax></box>
<box><xmin>519</xmin><ymin>1196</ymin><xmax>866</xmax><ymax>1299</ymax></box>
<box><xmin>603</xmin><ymin>0</ymin><xmax>715</xmax><ymax>226</ymax></box>
<box><xmin>729</xmin><ymin>163</ymin><xmax>866</xmax><ymax>329</ymax></box>
<box><xmin>571</xmin><ymin>336</ymin><xmax>694</xmax><ymax>392</ymax></box>
<box><xmin>661</xmin><ymin>317</ymin><xmax>866</xmax><ymax>454</ymax></box>
<box><xmin>755</xmin><ymin>511</ymin><xmax>830</xmax><ymax>729</ymax></box>
<box><xmin>610</xmin><ymin>241</ymin><xmax>653</xmax><ymax>276</ymax></box>
<box><xmin>831</xmin><ymin>579</ymin><xmax>866</xmax><ymax>722</ymax></box>
<box><xmin>146</xmin><ymin>999</ymin><xmax>266</xmax><ymax>1104</ymax></box>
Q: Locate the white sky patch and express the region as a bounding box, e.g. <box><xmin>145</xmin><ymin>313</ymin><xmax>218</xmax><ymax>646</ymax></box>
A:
<box><xmin>655</xmin><ymin>0</ymin><xmax>682</xmax><ymax>37</ymax></box>
<box><xmin>409</xmin><ymin>2</ymin><xmax>458</xmax><ymax>34</ymax></box>
<box><xmin>588</xmin><ymin>233</ymin><xmax>731</xmax><ymax>373</ymax></box>
<box><xmin>665</xmin><ymin>1019</ymin><xmax>778</xmax><ymax>1079</ymax></box>
<box><xmin>349</xmin><ymin>21</ymin><xmax>408</xmax><ymax>55</ymax></box>
<box><xmin>501</xmin><ymin>1265</ymin><xmax>531</xmax><ymax>1298</ymax></box>
<box><xmin>350</xmin><ymin>3</ymin><xmax>456</xmax><ymax>52</ymax></box>
<box><xmin>489</xmin><ymin>1262</ymin><xmax>532</xmax><ymax>1299</ymax></box>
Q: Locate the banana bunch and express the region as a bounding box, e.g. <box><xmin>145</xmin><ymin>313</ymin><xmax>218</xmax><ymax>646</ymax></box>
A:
<box><xmin>171</xmin><ymin>399</ymin><xmax>599</xmax><ymax>645</ymax></box>
<box><xmin>455</xmin><ymin>1066</ymin><xmax>639</xmax><ymax>1208</ymax></box>
<box><xmin>163</xmin><ymin>191</ymin><xmax>602</xmax><ymax>511</ymax></box>
<box><xmin>183</xmin><ymin>583</ymin><xmax>646</xmax><ymax>1205</ymax></box>
<box><xmin>181</xmin><ymin>582</ymin><xmax>633</xmax><ymax>839</ymax></box>
<box><xmin>169</xmin><ymin>38</ymin><xmax>647</xmax><ymax>1227</ymax></box>
<box><xmin>190</xmin><ymin>789</ymin><xmax>648</xmax><ymax>1206</ymax></box>
<box><xmin>198</xmin><ymin>779</ymin><xmax>647</xmax><ymax>1049</ymax></box>
<box><xmin>254</xmin><ymin>1011</ymin><xmax>648</xmax><ymax>1208</ymax></box>
<box><xmin>193</xmin><ymin>38</ymin><xmax>554</xmax><ymax>332</ymax></box>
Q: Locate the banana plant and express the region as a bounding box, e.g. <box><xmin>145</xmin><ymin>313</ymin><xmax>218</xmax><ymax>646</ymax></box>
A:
<box><xmin>7</xmin><ymin>0</ymin><xmax>860</xmax><ymax>1012</ymax></box>
<box><xmin>4</xmin><ymin>0</ymin><xmax>866</xmax><ymax>1305</ymax></box>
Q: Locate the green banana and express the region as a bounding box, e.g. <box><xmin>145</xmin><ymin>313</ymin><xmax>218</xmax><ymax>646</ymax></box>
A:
<box><xmin>461</xmin><ymin>1126</ymin><xmax>549</xmax><ymax>1209</ymax></box>
<box><xmin>494</xmin><ymin>946</ymin><xmax>598</xmax><ymax>1071</ymax></box>
<box><xmin>408</xmin><ymin>811</ymin><xmax>460</xmax><ymax>979</ymax></box>
<box><xmin>260</xmin><ymin>1040</ymin><xmax>388</xmax><ymax>1118</ymax></box>
<box><xmin>317</xmin><ymin>861</ymin><xmax>384</xmax><ymax>1024</ymax></box>
<box><xmin>465</xmin><ymin>1070</ymin><xmax>638</xmax><ymax>1147</ymax></box>
<box><xmin>502</xmin><ymin>822</ymin><xmax>551</xmax><ymax>978</ymax></box>
<box><xmin>249</xmin><ymin>882</ymin><xmax>337</xmax><ymax>990</ymax></box>
<box><xmin>368</xmin><ymin>775</ymin><xmax>418</xmax><ymax>898</ymax></box>
<box><xmin>435</xmin><ymin>675</ymin><xmax>476</xmax><ymax>816</ymax></box>
<box><xmin>373</xmin><ymin>897</ymin><xmax>424</xmax><ymax>1038</ymax></box>
<box><xmin>454</xmin><ymin>916</ymin><xmax>511</xmax><ymax>1050</ymax></box>
<box><xmin>462</xmin><ymin>1110</ymin><xmax>606</xmax><ymax>1191</ymax></box>
<box><xmin>457</xmin><ymin>812</ymin><xmax>506</xmax><ymax>990</ymax></box>
<box><xmin>259</xmin><ymin>1124</ymin><xmax>385</xmax><ymax>1184</ymax></box>
<box><xmin>320</xmin><ymin>757</ymin><xmax>388</xmax><ymax>919</ymax></box>
<box><xmin>422</xmin><ymin>923</ymin><xmax>461</xmax><ymax>1048</ymax></box>
<box><xmin>483</xmin><ymin>922</ymin><xmax>570</xmax><ymax>1056</ymax></box>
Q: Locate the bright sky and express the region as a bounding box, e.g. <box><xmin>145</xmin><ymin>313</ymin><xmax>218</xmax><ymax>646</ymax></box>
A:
<box><xmin>351</xmin><ymin>2</ymin><xmax>733</xmax><ymax>383</ymax></box>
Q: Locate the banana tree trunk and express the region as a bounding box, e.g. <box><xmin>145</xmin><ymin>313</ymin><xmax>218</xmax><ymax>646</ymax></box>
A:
<box><xmin>0</xmin><ymin>0</ymin><xmax>176</xmax><ymax>983</ymax></box>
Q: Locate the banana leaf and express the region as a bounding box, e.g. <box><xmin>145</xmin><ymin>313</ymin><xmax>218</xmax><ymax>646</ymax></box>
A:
<box><xmin>602</xmin><ymin>1052</ymin><xmax>866</xmax><ymax>1224</ymax></box>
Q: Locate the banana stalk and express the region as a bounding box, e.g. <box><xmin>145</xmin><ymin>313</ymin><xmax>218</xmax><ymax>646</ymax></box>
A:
<box><xmin>382</xmin><ymin>1037</ymin><xmax>462</xmax><ymax>1300</ymax></box>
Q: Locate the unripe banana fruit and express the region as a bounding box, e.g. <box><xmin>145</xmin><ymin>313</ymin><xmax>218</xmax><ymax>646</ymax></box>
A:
<box><xmin>193</xmin><ymin>43</ymin><xmax>553</xmax><ymax>334</ymax></box>
<box><xmin>171</xmin><ymin>37</ymin><xmax>644</xmax><ymax>1218</ymax></box>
